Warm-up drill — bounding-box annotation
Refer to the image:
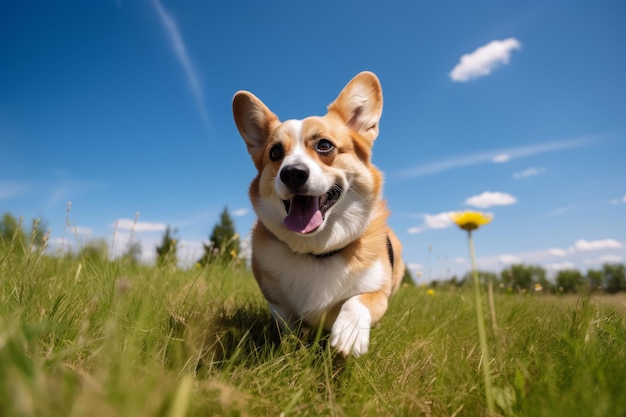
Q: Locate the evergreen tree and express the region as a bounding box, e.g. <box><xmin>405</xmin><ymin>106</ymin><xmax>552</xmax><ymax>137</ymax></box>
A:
<box><xmin>198</xmin><ymin>207</ymin><xmax>240</xmax><ymax>266</ymax></box>
<box><xmin>156</xmin><ymin>226</ymin><xmax>178</xmax><ymax>267</ymax></box>
<box><xmin>401</xmin><ymin>267</ymin><xmax>414</xmax><ymax>285</ymax></box>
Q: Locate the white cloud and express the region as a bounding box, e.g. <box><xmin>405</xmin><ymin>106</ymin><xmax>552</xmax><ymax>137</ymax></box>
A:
<box><xmin>570</xmin><ymin>239</ymin><xmax>622</xmax><ymax>252</ymax></box>
<box><xmin>396</xmin><ymin>137</ymin><xmax>593</xmax><ymax>178</ymax></box>
<box><xmin>424</xmin><ymin>212</ymin><xmax>455</xmax><ymax>229</ymax></box>
<box><xmin>492</xmin><ymin>154</ymin><xmax>511</xmax><ymax>163</ymax></box>
<box><xmin>499</xmin><ymin>254</ymin><xmax>521</xmax><ymax>265</ymax></box>
<box><xmin>114</xmin><ymin>219</ymin><xmax>167</xmax><ymax>233</ymax></box>
<box><xmin>513</xmin><ymin>167</ymin><xmax>546</xmax><ymax>179</ymax></box>
<box><xmin>407</xmin><ymin>211</ymin><xmax>454</xmax><ymax>235</ymax></box>
<box><xmin>72</xmin><ymin>226</ymin><xmax>93</xmax><ymax>236</ymax></box>
<box><xmin>549</xmin><ymin>262</ymin><xmax>576</xmax><ymax>271</ymax></box>
<box><xmin>407</xmin><ymin>262</ymin><xmax>423</xmax><ymax>272</ymax></box>
<box><xmin>48</xmin><ymin>237</ymin><xmax>73</xmax><ymax>251</ymax></box>
<box><xmin>465</xmin><ymin>191</ymin><xmax>516</xmax><ymax>208</ymax></box>
<box><xmin>450</xmin><ymin>38</ymin><xmax>522</xmax><ymax>82</ymax></box>
<box><xmin>548</xmin><ymin>248</ymin><xmax>568</xmax><ymax>257</ymax></box>
<box><xmin>584</xmin><ymin>254</ymin><xmax>624</xmax><ymax>265</ymax></box>
<box><xmin>623</xmin><ymin>194</ymin><xmax>626</xmax><ymax>203</ymax></box>
<box><xmin>152</xmin><ymin>0</ymin><xmax>210</xmax><ymax>129</ymax></box>
<box><xmin>407</xmin><ymin>226</ymin><xmax>425</xmax><ymax>235</ymax></box>
<box><xmin>232</xmin><ymin>208</ymin><xmax>250</xmax><ymax>217</ymax></box>
<box><xmin>109</xmin><ymin>229</ymin><xmax>207</xmax><ymax>267</ymax></box>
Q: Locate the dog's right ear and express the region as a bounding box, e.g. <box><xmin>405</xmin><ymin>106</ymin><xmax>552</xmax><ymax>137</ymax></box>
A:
<box><xmin>232</xmin><ymin>91</ymin><xmax>280</xmax><ymax>158</ymax></box>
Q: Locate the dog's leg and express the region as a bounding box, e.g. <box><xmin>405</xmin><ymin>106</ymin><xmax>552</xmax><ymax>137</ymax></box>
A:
<box><xmin>330</xmin><ymin>290</ymin><xmax>389</xmax><ymax>357</ymax></box>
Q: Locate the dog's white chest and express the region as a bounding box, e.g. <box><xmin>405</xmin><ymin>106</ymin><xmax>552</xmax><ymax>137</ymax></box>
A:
<box><xmin>255</xmin><ymin>241</ymin><xmax>385</xmax><ymax>323</ymax></box>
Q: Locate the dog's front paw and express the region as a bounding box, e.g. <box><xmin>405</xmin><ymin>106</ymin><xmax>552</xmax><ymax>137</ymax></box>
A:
<box><xmin>329</xmin><ymin>297</ymin><xmax>371</xmax><ymax>357</ymax></box>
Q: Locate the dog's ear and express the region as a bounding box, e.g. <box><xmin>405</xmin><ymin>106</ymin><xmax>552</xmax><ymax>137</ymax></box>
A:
<box><xmin>232</xmin><ymin>91</ymin><xmax>280</xmax><ymax>158</ymax></box>
<box><xmin>328</xmin><ymin>71</ymin><xmax>383</xmax><ymax>143</ymax></box>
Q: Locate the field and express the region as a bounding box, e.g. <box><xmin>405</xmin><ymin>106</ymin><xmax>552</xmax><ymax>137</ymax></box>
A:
<box><xmin>1</xmin><ymin>247</ymin><xmax>625</xmax><ymax>417</ymax></box>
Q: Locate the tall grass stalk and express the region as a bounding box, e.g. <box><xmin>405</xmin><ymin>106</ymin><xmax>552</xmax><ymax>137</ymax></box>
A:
<box><xmin>468</xmin><ymin>230</ymin><xmax>495</xmax><ymax>414</ymax></box>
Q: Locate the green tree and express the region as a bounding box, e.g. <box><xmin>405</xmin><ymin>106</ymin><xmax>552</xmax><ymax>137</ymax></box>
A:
<box><xmin>587</xmin><ymin>269</ymin><xmax>604</xmax><ymax>293</ymax></box>
<box><xmin>0</xmin><ymin>213</ymin><xmax>48</xmax><ymax>255</ymax></box>
<box><xmin>556</xmin><ymin>269</ymin><xmax>585</xmax><ymax>293</ymax></box>
<box><xmin>463</xmin><ymin>270</ymin><xmax>497</xmax><ymax>288</ymax></box>
<box><xmin>156</xmin><ymin>226</ymin><xmax>178</xmax><ymax>267</ymax></box>
<box><xmin>500</xmin><ymin>264</ymin><xmax>546</xmax><ymax>292</ymax></box>
<box><xmin>0</xmin><ymin>213</ymin><xmax>26</xmax><ymax>253</ymax></box>
<box><xmin>401</xmin><ymin>267</ymin><xmax>414</xmax><ymax>286</ymax></box>
<box><xmin>604</xmin><ymin>263</ymin><xmax>626</xmax><ymax>294</ymax></box>
<box><xmin>198</xmin><ymin>207</ymin><xmax>240</xmax><ymax>266</ymax></box>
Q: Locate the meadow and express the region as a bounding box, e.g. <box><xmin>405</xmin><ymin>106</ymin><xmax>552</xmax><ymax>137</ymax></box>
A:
<box><xmin>1</xmin><ymin>241</ymin><xmax>625</xmax><ymax>417</ymax></box>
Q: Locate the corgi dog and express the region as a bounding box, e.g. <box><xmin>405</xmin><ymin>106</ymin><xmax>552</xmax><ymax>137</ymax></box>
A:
<box><xmin>232</xmin><ymin>71</ymin><xmax>404</xmax><ymax>356</ymax></box>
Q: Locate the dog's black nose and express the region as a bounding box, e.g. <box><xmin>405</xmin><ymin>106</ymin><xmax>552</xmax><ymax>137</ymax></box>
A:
<box><xmin>280</xmin><ymin>164</ymin><xmax>309</xmax><ymax>190</ymax></box>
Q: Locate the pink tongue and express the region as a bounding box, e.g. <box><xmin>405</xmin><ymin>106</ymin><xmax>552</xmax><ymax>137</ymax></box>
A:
<box><xmin>284</xmin><ymin>196</ymin><xmax>323</xmax><ymax>234</ymax></box>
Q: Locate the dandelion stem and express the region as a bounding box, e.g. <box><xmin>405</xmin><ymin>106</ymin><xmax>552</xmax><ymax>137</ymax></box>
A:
<box><xmin>468</xmin><ymin>230</ymin><xmax>495</xmax><ymax>413</ymax></box>
<box><xmin>487</xmin><ymin>279</ymin><xmax>498</xmax><ymax>334</ymax></box>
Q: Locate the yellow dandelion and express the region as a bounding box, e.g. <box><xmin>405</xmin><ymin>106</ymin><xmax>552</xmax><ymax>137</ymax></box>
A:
<box><xmin>427</xmin><ymin>288</ymin><xmax>435</xmax><ymax>297</ymax></box>
<box><xmin>451</xmin><ymin>209</ymin><xmax>495</xmax><ymax>413</ymax></box>
<box><xmin>195</xmin><ymin>262</ymin><xmax>201</xmax><ymax>269</ymax></box>
<box><xmin>449</xmin><ymin>211</ymin><xmax>493</xmax><ymax>232</ymax></box>
<box><xmin>230</xmin><ymin>249</ymin><xmax>237</xmax><ymax>258</ymax></box>
<box><xmin>534</xmin><ymin>283</ymin><xmax>543</xmax><ymax>292</ymax></box>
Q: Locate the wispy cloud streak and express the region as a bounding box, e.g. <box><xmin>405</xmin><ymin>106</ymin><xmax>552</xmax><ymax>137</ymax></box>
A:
<box><xmin>397</xmin><ymin>136</ymin><xmax>594</xmax><ymax>179</ymax></box>
<box><xmin>152</xmin><ymin>0</ymin><xmax>211</xmax><ymax>129</ymax></box>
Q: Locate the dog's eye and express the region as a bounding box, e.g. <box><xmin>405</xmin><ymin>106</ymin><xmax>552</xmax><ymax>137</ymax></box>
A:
<box><xmin>316</xmin><ymin>139</ymin><xmax>335</xmax><ymax>154</ymax></box>
<box><xmin>269</xmin><ymin>144</ymin><xmax>284</xmax><ymax>161</ymax></box>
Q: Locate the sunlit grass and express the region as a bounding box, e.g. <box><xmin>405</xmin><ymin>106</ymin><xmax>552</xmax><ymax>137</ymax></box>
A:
<box><xmin>1</xmin><ymin>244</ymin><xmax>625</xmax><ymax>416</ymax></box>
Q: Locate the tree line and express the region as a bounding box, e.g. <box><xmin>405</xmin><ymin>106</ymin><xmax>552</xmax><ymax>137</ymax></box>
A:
<box><xmin>154</xmin><ymin>207</ymin><xmax>241</xmax><ymax>268</ymax></box>
<box><xmin>429</xmin><ymin>262</ymin><xmax>626</xmax><ymax>294</ymax></box>
<box><xmin>1</xmin><ymin>207</ymin><xmax>242</xmax><ymax>269</ymax></box>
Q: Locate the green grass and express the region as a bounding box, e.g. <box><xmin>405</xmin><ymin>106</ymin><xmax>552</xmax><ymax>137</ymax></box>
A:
<box><xmin>1</xmin><ymin>246</ymin><xmax>625</xmax><ymax>417</ymax></box>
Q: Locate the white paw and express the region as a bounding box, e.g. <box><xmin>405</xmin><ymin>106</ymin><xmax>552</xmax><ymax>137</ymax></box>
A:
<box><xmin>329</xmin><ymin>298</ymin><xmax>372</xmax><ymax>357</ymax></box>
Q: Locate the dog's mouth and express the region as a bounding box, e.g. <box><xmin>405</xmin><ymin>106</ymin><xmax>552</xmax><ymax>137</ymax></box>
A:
<box><xmin>282</xmin><ymin>185</ymin><xmax>342</xmax><ymax>234</ymax></box>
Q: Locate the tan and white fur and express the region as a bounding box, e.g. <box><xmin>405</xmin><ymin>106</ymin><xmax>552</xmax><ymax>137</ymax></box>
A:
<box><xmin>232</xmin><ymin>71</ymin><xmax>404</xmax><ymax>356</ymax></box>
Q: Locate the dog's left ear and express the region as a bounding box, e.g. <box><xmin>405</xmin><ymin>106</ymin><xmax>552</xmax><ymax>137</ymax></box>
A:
<box><xmin>328</xmin><ymin>71</ymin><xmax>383</xmax><ymax>143</ymax></box>
<box><xmin>232</xmin><ymin>91</ymin><xmax>280</xmax><ymax>159</ymax></box>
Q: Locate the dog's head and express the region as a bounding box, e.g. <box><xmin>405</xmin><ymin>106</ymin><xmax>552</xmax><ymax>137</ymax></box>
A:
<box><xmin>233</xmin><ymin>72</ymin><xmax>384</xmax><ymax>255</ymax></box>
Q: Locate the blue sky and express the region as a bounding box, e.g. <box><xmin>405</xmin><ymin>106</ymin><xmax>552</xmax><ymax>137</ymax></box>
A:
<box><xmin>1</xmin><ymin>1</ymin><xmax>625</xmax><ymax>281</ymax></box>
